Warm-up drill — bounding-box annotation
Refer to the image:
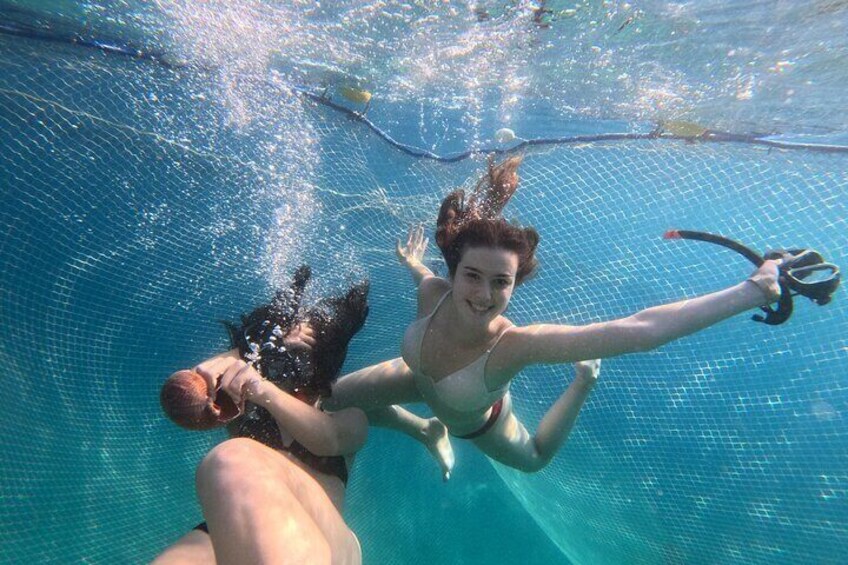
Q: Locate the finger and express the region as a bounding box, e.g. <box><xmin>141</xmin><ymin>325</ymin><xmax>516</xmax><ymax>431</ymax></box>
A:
<box><xmin>193</xmin><ymin>361</ymin><xmax>217</xmax><ymax>385</ymax></box>
<box><xmin>198</xmin><ymin>370</ymin><xmax>217</xmax><ymax>397</ymax></box>
<box><xmin>195</xmin><ymin>358</ymin><xmax>233</xmax><ymax>393</ymax></box>
<box><xmin>235</xmin><ymin>363</ymin><xmax>259</xmax><ymax>397</ymax></box>
<box><xmin>219</xmin><ymin>359</ymin><xmax>247</xmax><ymax>396</ymax></box>
<box><xmin>302</xmin><ymin>333</ymin><xmax>317</xmax><ymax>347</ymax></box>
<box><xmin>396</xmin><ymin>239</ymin><xmax>405</xmax><ymax>258</ymax></box>
<box><xmin>215</xmin><ymin>363</ymin><xmax>235</xmax><ymax>392</ymax></box>
<box><xmin>301</xmin><ymin>326</ymin><xmax>317</xmax><ymax>346</ymax></box>
<box><xmin>193</xmin><ymin>358</ymin><xmax>216</xmax><ymax>376</ymax></box>
<box><xmin>195</xmin><ymin>355</ymin><xmax>230</xmax><ymax>376</ymax></box>
<box><xmin>225</xmin><ymin>368</ymin><xmax>251</xmax><ymax>414</ymax></box>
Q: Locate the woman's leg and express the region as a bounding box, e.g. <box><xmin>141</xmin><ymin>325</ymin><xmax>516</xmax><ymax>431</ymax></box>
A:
<box><xmin>473</xmin><ymin>360</ymin><xmax>600</xmax><ymax>473</ymax></box>
<box><xmin>327</xmin><ymin>358</ymin><xmax>453</xmax><ymax>479</ymax></box>
<box><xmin>326</xmin><ymin>358</ymin><xmax>422</xmax><ymax>410</ymax></box>
<box><xmin>196</xmin><ymin>438</ymin><xmax>360</xmax><ymax>565</ymax></box>
<box><xmin>151</xmin><ymin>529</ymin><xmax>216</xmax><ymax>565</ymax></box>
<box><xmin>367</xmin><ymin>406</ymin><xmax>454</xmax><ymax>480</ymax></box>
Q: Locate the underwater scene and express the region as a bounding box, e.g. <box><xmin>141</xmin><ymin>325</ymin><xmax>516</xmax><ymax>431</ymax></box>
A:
<box><xmin>1</xmin><ymin>1</ymin><xmax>846</xmax><ymax>564</ymax></box>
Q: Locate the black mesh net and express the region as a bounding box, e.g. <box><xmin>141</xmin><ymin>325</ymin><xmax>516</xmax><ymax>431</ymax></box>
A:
<box><xmin>1</xmin><ymin>13</ymin><xmax>847</xmax><ymax>565</ymax></box>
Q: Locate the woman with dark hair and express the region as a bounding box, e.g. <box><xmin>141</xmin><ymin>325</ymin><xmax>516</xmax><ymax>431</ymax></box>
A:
<box><xmin>327</xmin><ymin>155</ymin><xmax>782</xmax><ymax>473</ymax></box>
<box><xmin>154</xmin><ymin>351</ymin><xmax>366</xmax><ymax>565</ymax></box>
<box><xmin>154</xmin><ymin>267</ymin><xmax>449</xmax><ymax>564</ymax></box>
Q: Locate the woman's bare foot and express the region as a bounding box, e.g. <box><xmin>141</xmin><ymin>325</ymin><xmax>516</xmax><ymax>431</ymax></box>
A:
<box><xmin>421</xmin><ymin>418</ymin><xmax>455</xmax><ymax>481</ymax></box>
<box><xmin>574</xmin><ymin>359</ymin><xmax>601</xmax><ymax>388</ymax></box>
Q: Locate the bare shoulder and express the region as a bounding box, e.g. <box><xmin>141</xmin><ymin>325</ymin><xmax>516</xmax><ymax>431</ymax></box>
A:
<box><xmin>484</xmin><ymin>320</ymin><xmax>531</xmax><ymax>380</ymax></box>
<box><xmin>417</xmin><ymin>276</ymin><xmax>451</xmax><ymax>316</ymax></box>
<box><xmin>509</xmin><ymin>322</ymin><xmax>583</xmax><ymax>337</ymax></box>
<box><xmin>499</xmin><ymin>323</ymin><xmax>538</xmax><ymax>344</ymax></box>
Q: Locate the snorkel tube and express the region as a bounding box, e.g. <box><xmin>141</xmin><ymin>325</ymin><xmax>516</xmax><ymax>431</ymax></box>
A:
<box><xmin>664</xmin><ymin>230</ymin><xmax>840</xmax><ymax>325</ymax></box>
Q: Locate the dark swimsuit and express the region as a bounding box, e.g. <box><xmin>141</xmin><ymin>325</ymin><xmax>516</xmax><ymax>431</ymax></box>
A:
<box><xmin>231</xmin><ymin>411</ymin><xmax>349</xmax><ymax>484</ymax></box>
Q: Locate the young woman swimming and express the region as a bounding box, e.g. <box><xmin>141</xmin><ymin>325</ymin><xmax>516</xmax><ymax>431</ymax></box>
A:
<box><xmin>327</xmin><ymin>155</ymin><xmax>782</xmax><ymax>473</ymax></box>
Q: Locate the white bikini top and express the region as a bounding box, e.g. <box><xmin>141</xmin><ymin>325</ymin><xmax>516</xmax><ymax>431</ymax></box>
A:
<box><xmin>402</xmin><ymin>291</ymin><xmax>512</xmax><ymax>417</ymax></box>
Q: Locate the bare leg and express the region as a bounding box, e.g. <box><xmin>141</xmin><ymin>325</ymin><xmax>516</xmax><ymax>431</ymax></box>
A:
<box><xmin>473</xmin><ymin>360</ymin><xmax>600</xmax><ymax>473</ymax></box>
<box><xmin>326</xmin><ymin>358</ymin><xmax>422</xmax><ymax>410</ymax></box>
<box><xmin>367</xmin><ymin>406</ymin><xmax>455</xmax><ymax>481</ymax></box>
<box><xmin>196</xmin><ymin>438</ymin><xmax>360</xmax><ymax>565</ymax></box>
<box><xmin>326</xmin><ymin>359</ymin><xmax>453</xmax><ymax>479</ymax></box>
<box><xmin>152</xmin><ymin>530</ymin><xmax>216</xmax><ymax>565</ymax></box>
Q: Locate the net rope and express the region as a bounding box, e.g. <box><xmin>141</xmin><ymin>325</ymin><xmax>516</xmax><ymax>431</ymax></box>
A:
<box><xmin>1</xmin><ymin>27</ymin><xmax>846</xmax><ymax>565</ymax></box>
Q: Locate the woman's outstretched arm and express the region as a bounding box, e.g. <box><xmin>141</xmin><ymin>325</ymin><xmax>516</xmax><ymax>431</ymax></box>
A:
<box><xmin>502</xmin><ymin>260</ymin><xmax>782</xmax><ymax>372</ymax></box>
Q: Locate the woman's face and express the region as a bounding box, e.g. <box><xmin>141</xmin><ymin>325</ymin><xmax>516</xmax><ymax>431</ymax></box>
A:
<box><xmin>451</xmin><ymin>246</ymin><xmax>518</xmax><ymax>326</ymax></box>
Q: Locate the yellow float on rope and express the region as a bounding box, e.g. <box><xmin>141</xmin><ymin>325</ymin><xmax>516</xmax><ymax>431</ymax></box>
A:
<box><xmin>339</xmin><ymin>86</ymin><xmax>372</xmax><ymax>105</ymax></box>
<box><xmin>660</xmin><ymin>120</ymin><xmax>708</xmax><ymax>140</ymax></box>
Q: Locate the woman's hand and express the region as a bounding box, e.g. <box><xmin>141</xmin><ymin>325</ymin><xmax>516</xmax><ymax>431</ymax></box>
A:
<box><xmin>195</xmin><ymin>356</ymin><xmax>265</xmax><ymax>413</ymax></box>
<box><xmin>283</xmin><ymin>322</ymin><xmax>317</xmax><ymax>353</ymax></box>
<box><xmin>397</xmin><ymin>225</ymin><xmax>435</xmax><ymax>286</ymax></box>
<box><xmin>193</xmin><ymin>350</ymin><xmax>240</xmax><ymax>403</ymax></box>
<box><xmin>746</xmin><ymin>259</ymin><xmax>782</xmax><ymax>304</ymax></box>
<box><xmin>396</xmin><ymin>224</ymin><xmax>428</xmax><ymax>267</ymax></box>
<box><xmin>220</xmin><ymin>359</ymin><xmax>265</xmax><ymax>406</ymax></box>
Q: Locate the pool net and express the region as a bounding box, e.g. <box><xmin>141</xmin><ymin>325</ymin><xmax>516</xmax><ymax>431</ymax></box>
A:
<box><xmin>1</xmin><ymin>27</ymin><xmax>847</xmax><ymax>565</ymax></box>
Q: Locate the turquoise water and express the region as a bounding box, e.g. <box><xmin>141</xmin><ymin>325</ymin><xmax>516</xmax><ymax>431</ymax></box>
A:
<box><xmin>1</xmin><ymin>2</ymin><xmax>847</xmax><ymax>564</ymax></box>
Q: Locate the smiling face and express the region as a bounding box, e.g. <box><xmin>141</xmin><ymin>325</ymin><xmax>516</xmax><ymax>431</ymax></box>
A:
<box><xmin>451</xmin><ymin>246</ymin><xmax>518</xmax><ymax>327</ymax></box>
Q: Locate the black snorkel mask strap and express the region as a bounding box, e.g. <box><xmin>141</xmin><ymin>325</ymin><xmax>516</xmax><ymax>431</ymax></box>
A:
<box><xmin>663</xmin><ymin>230</ymin><xmax>840</xmax><ymax>325</ymax></box>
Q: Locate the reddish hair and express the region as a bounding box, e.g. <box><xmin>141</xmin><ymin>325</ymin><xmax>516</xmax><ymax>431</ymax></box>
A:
<box><xmin>443</xmin><ymin>218</ymin><xmax>539</xmax><ymax>285</ymax></box>
<box><xmin>160</xmin><ymin>370</ymin><xmax>240</xmax><ymax>430</ymax></box>
<box><xmin>435</xmin><ymin>154</ymin><xmax>538</xmax><ymax>285</ymax></box>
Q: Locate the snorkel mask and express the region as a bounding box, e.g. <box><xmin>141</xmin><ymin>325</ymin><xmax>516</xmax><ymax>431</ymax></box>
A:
<box><xmin>664</xmin><ymin>230</ymin><xmax>840</xmax><ymax>325</ymax></box>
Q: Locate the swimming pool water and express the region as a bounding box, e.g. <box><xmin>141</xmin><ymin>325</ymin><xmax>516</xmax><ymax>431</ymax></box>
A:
<box><xmin>1</xmin><ymin>3</ymin><xmax>847</xmax><ymax>563</ymax></box>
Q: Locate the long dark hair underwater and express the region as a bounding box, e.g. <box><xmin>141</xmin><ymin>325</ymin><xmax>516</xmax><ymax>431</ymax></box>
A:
<box><xmin>160</xmin><ymin>266</ymin><xmax>370</xmax><ymax>440</ymax></box>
